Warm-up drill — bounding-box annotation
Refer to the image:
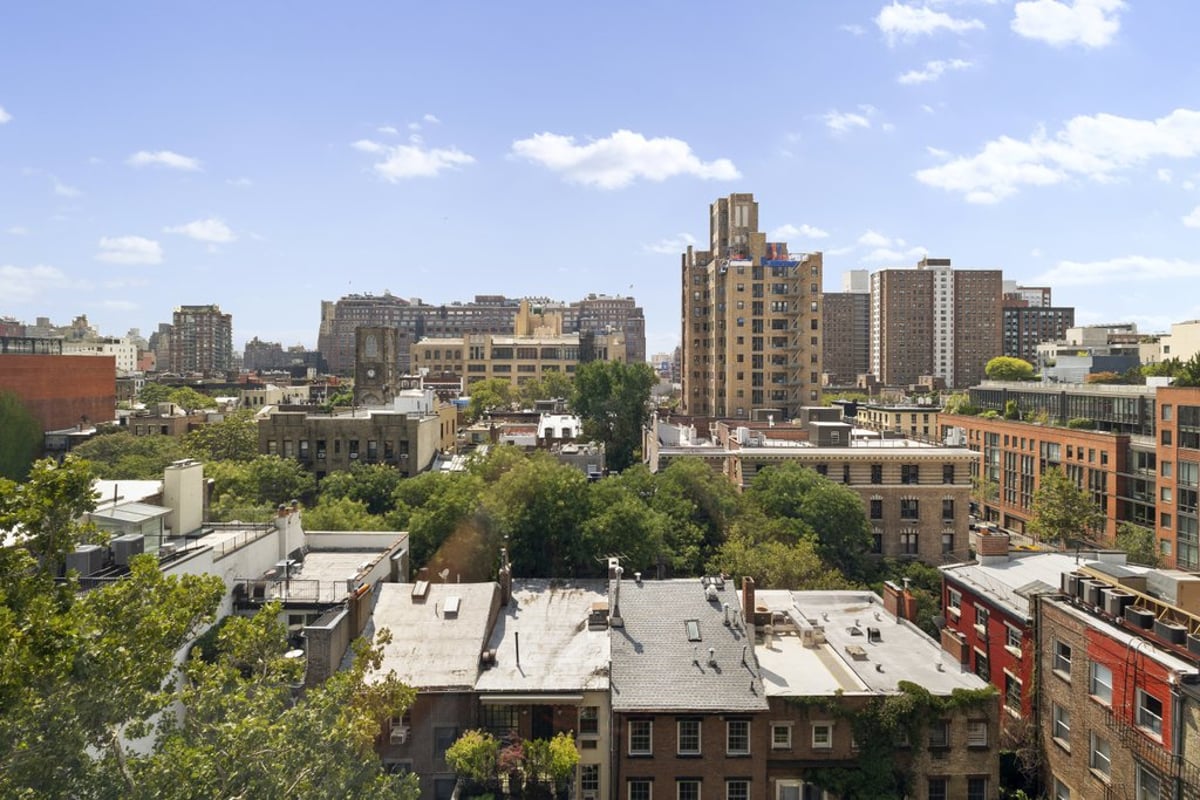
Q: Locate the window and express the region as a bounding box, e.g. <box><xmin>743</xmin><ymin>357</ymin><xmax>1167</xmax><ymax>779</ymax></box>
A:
<box><xmin>1005</xmin><ymin>673</ymin><xmax>1022</xmax><ymax>712</ymax></box>
<box><xmin>434</xmin><ymin>726</ymin><xmax>459</xmax><ymax>760</ymax></box>
<box><xmin>1138</xmin><ymin>765</ymin><xmax>1162</xmax><ymax>800</ymax></box>
<box><xmin>967</xmin><ymin>777</ymin><xmax>988</xmax><ymax>800</ymax></box>
<box><xmin>1137</xmin><ymin>690</ymin><xmax>1163</xmax><ymax>737</ymax></box>
<box><xmin>942</xmin><ymin>533</ymin><xmax>955</xmax><ymax>554</ymax></box>
<box><xmin>677</xmin><ymin>719</ymin><xmax>701</xmax><ymax>755</ymax></box>
<box><xmin>581</xmin><ymin>764</ymin><xmax>600</xmax><ymax>792</ymax></box>
<box><xmin>1052</xmin><ymin>704</ymin><xmax>1070</xmax><ymax>749</ymax></box>
<box><xmin>771</xmin><ymin>723</ymin><xmax>792</xmax><ymax>750</ymax></box>
<box><xmin>902</xmin><ymin>464</ymin><xmax>920</xmax><ymax>484</ymax></box>
<box><xmin>900</xmin><ymin>498</ymin><xmax>919</xmax><ymax>519</ymax></box>
<box><xmin>1089</xmin><ymin>661</ymin><xmax>1112</xmax><ymax>705</ymax></box>
<box><xmin>629</xmin><ymin>720</ymin><xmax>652</xmax><ymax>755</ymax></box>
<box><xmin>1006</xmin><ymin>624</ymin><xmax>1022</xmax><ymax>652</ymax></box>
<box><xmin>870</xmin><ymin>498</ymin><xmax>883</xmax><ymax>519</ymax></box>
<box><xmin>725</xmin><ymin>780</ymin><xmax>749</xmax><ymax>800</ymax></box>
<box><xmin>1053</xmin><ymin>640</ymin><xmax>1072</xmax><ymax>678</ymax></box>
<box><xmin>629</xmin><ymin>780</ymin><xmax>652</xmax><ymax>800</ymax></box>
<box><xmin>943</xmin><ymin>464</ymin><xmax>955</xmax><ymax>484</ymax></box>
<box><xmin>677</xmin><ymin>780</ymin><xmax>700</xmax><ymax>800</ymax></box>
<box><xmin>942</xmin><ymin>499</ymin><xmax>955</xmax><ymax>520</ymax></box>
<box><xmin>871</xmin><ymin>464</ymin><xmax>883</xmax><ymax>484</ymax></box>
<box><xmin>580</xmin><ymin>706</ymin><xmax>599</xmax><ymax>735</ymax></box>
<box><xmin>811</xmin><ymin>722</ymin><xmax>832</xmax><ymax>749</ymax></box>
<box><xmin>927</xmin><ymin>777</ymin><xmax>947</xmax><ymax>800</ymax></box>
<box><xmin>1090</xmin><ymin>733</ymin><xmax>1111</xmax><ymax>779</ymax></box>
<box><xmin>975</xmin><ymin>605</ymin><xmax>990</xmax><ymax>633</ymax></box>
<box><xmin>967</xmin><ymin>720</ymin><xmax>988</xmax><ymax>748</ymax></box>
<box><xmin>928</xmin><ymin>720</ymin><xmax>949</xmax><ymax>748</ymax></box>
<box><xmin>481</xmin><ymin>705</ymin><xmax>519</xmax><ymax>733</ymax></box>
<box><xmin>1052</xmin><ymin>778</ymin><xmax>1071</xmax><ymax>800</ymax></box>
<box><xmin>901</xmin><ymin>533</ymin><xmax>919</xmax><ymax>555</ymax></box>
<box><xmin>947</xmin><ymin>589</ymin><xmax>961</xmax><ymax>614</ymax></box>
<box><xmin>974</xmin><ymin>648</ymin><xmax>990</xmax><ymax>681</ymax></box>
<box><xmin>726</xmin><ymin>720</ymin><xmax>750</xmax><ymax>755</ymax></box>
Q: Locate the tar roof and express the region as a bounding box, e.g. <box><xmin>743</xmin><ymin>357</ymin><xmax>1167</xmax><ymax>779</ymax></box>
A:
<box><xmin>752</xmin><ymin>590</ymin><xmax>989</xmax><ymax>696</ymax></box>
<box><xmin>610</xmin><ymin>578</ymin><xmax>767</xmax><ymax>713</ymax></box>
<box><xmin>941</xmin><ymin>553</ymin><xmax>1149</xmax><ymax>620</ymax></box>
<box><xmin>372</xmin><ymin>582</ymin><xmax>499</xmax><ymax>690</ymax></box>
<box><xmin>475</xmin><ymin>579</ymin><xmax>610</xmax><ymax>694</ymax></box>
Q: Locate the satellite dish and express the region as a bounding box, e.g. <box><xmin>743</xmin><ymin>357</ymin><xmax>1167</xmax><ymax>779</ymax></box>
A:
<box><xmin>438</xmin><ymin>568</ymin><xmax>451</xmax><ymax>581</ymax></box>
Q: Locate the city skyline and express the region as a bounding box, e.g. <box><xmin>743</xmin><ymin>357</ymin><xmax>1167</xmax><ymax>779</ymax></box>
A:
<box><xmin>5</xmin><ymin>2</ymin><xmax>1200</xmax><ymax>356</ymax></box>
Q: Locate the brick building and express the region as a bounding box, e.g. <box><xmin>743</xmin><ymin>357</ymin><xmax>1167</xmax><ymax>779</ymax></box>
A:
<box><xmin>169</xmin><ymin>304</ymin><xmax>233</xmax><ymax>375</ymax></box>
<box><xmin>821</xmin><ymin>290</ymin><xmax>869</xmax><ymax>387</ymax></box>
<box><xmin>0</xmin><ymin>338</ymin><xmax>116</xmax><ymax>431</ymax></box>
<box><xmin>1155</xmin><ymin>386</ymin><xmax>1200</xmax><ymax>571</ymax></box>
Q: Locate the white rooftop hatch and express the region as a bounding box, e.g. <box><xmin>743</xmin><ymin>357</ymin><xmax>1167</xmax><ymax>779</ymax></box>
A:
<box><xmin>444</xmin><ymin>595</ymin><xmax>461</xmax><ymax>617</ymax></box>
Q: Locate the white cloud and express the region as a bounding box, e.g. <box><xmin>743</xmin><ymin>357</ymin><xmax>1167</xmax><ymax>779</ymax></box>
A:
<box><xmin>898</xmin><ymin>58</ymin><xmax>973</xmax><ymax>84</ymax></box>
<box><xmin>858</xmin><ymin>230</ymin><xmax>893</xmax><ymax>248</ymax></box>
<box><xmin>0</xmin><ymin>264</ymin><xmax>86</xmax><ymax>302</ymax></box>
<box><xmin>875</xmin><ymin>2</ymin><xmax>985</xmax><ymax>44</ymax></box>
<box><xmin>1036</xmin><ymin>255</ymin><xmax>1200</xmax><ymax>286</ymax></box>
<box><xmin>824</xmin><ymin>109</ymin><xmax>871</xmax><ymax>134</ymax></box>
<box><xmin>353</xmin><ymin>139</ymin><xmax>475</xmax><ymax>181</ymax></box>
<box><xmin>643</xmin><ymin>233</ymin><xmax>697</xmax><ymax>254</ymax></box>
<box><xmin>226</xmin><ymin>177</ymin><xmax>253</xmax><ymax>187</ymax></box>
<box><xmin>771</xmin><ymin>223</ymin><xmax>830</xmax><ymax>240</ymax></box>
<box><xmin>1011</xmin><ymin>0</ymin><xmax>1124</xmax><ymax>48</ymax></box>
<box><xmin>6</xmin><ymin>226</ymin><xmax>28</xmax><ymax>235</ymax></box>
<box><xmin>53</xmin><ymin>178</ymin><xmax>81</xmax><ymax>198</ymax></box>
<box><xmin>863</xmin><ymin>245</ymin><xmax>929</xmax><ymax>262</ymax></box>
<box><xmin>840</xmin><ymin>23</ymin><xmax>866</xmax><ymax>35</ymax></box>
<box><xmin>1183</xmin><ymin>207</ymin><xmax>1200</xmax><ymax>229</ymax></box>
<box><xmin>1157</xmin><ymin>168</ymin><xmax>1174</xmax><ymax>183</ymax></box>
<box><xmin>1186</xmin><ymin>180</ymin><xmax>1197</xmax><ymax>191</ymax></box>
<box><xmin>96</xmin><ymin>236</ymin><xmax>163</xmax><ymax>265</ymax></box>
<box><xmin>377</xmin><ymin>125</ymin><xmax>400</xmax><ymax>135</ymax></box>
<box><xmin>882</xmin><ymin>122</ymin><xmax>897</xmax><ymax>133</ymax></box>
<box><xmin>511</xmin><ymin>130</ymin><xmax>740</xmax><ymax>189</ymax></box>
<box><xmin>423</xmin><ymin>113</ymin><xmax>441</xmax><ymax>124</ymax></box>
<box><xmin>0</xmin><ymin>106</ymin><xmax>11</xmax><ymax>124</ymax></box>
<box><xmin>1031</xmin><ymin>247</ymin><xmax>1043</xmax><ymax>257</ymax></box>
<box><xmin>164</xmin><ymin>218</ymin><xmax>236</xmax><ymax>243</ymax></box>
<box><xmin>126</xmin><ymin>150</ymin><xmax>202</xmax><ymax>171</ymax></box>
<box><xmin>927</xmin><ymin>146</ymin><xmax>951</xmax><ymax>158</ymax></box>
<box><xmin>101</xmin><ymin>299</ymin><xmax>139</xmax><ymax>311</ymax></box>
<box><xmin>915</xmin><ymin>108</ymin><xmax>1200</xmax><ymax>203</ymax></box>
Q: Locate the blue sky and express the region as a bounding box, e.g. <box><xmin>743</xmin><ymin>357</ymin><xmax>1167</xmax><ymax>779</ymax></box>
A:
<box><xmin>4</xmin><ymin>1</ymin><xmax>1200</xmax><ymax>357</ymax></box>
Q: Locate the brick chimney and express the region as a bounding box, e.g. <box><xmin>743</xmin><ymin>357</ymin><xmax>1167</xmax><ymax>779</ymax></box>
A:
<box><xmin>742</xmin><ymin>576</ymin><xmax>756</xmax><ymax>633</ymax></box>
<box><xmin>882</xmin><ymin>580</ymin><xmax>902</xmax><ymax>619</ymax></box>
<box><xmin>977</xmin><ymin>532</ymin><xmax>1011</xmax><ymax>565</ymax></box>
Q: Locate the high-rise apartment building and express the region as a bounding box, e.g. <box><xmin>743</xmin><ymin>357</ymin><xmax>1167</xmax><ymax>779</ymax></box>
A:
<box><xmin>1002</xmin><ymin>304</ymin><xmax>1075</xmax><ymax>364</ymax></box>
<box><xmin>169</xmin><ymin>304</ymin><xmax>233</xmax><ymax>374</ymax></box>
<box><xmin>822</xmin><ymin>271</ymin><xmax>870</xmax><ymax>386</ymax></box>
<box><xmin>869</xmin><ymin>258</ymin><xmax>1002</xmax><ymax>389</ymax></box>
<box><xmin>318</xmin><ymin>292</ymin><xmax>645</xmax><ymax>375</ymax></box>
<box><xmin>681</xmin><ymin>193</ymin><xmax>823</xmax><ymax>419</ymax></box>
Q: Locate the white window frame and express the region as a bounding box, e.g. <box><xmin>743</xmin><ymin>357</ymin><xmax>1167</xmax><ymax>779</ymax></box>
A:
<box><xmin>676</xmin><ymin>779</ymin><xmax>700</xmax><ymax>800</ymax></box>
<box><xmin>726</xmin><ymin>719</ymin><xmax>750</xmax><ymax>756</ymax></box>
<box><xmin>1052</xmin><ymin>704</ymin><xmax>1070</xmax><ymax>749</ymax></box>
<box><xmin>967</xmin><ymin>720</ymin><xmax>988</xmax><ymax>748</ymax></box>
<box><xmin>1005</xmin><ymin>624</ymin><xmax>1023</xmax><ymax>655</ymax></box>
<box><xmin>1090</xmin><ymin>732</ymin><xmax>1111</xmax><ymax>781</ymax></box>
<box><xmin>1052</xmin><ymin>777</ymin><xmax>1071</xmax><ymax>800</ymax></box>
<box><xmin>1053</xmin><ymin>640</ymin><xmax>1072</xmax><ymax>680</ymax></box>
<box><xmin>1137</xmin><ymin>690</ymin><xmax>1164</xmax><ymax>738</ymax></box>
<box><xmin>770</xmin><ymin>722</ymin><xmax>793</xmax><ymax>750</ymax></box>
<box><xmin>1090</xmin><ymin>661</ymin><xmax>1113</xmax><ymax>705</ymax></box>
<box><xmin>811</xmin><ymin>722</ymin><xmax>833</xmax><ymax>749</ymax></box>
<box><xmin>725</xmin><ymin>781</ymin><xmax>749</xmax><ymax>800</ymax></box>
<box><xmin>629</xmin><ymin>779</ymin><xmax>653</xmax><ymax>800</ymax></box>
<box><xmin>677</xmin><ymin>719</ymin><xmax>701</xmax><ymax>756</ymax></box>
<box><xmin>1137</xmin><ymin>765</ymin><xmax>1162</xmax><ymax>800</ymax></box>
<box><xmin>629</xmin><ymin>720</ymin><xmax>653</xmax><ymax>756</ymax></box>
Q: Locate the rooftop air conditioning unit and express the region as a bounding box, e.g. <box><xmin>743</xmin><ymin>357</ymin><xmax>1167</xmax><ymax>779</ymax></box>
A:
<box><xmin>111</xmin><ymin>533</ymin><xmax>145</xmax><ymax>567</ymax></box>
<box><xmin>66</xmin><ymin>544</ymin><xmax>106</xmax><ymax>577</ymax></box>
<box><xmin>390</xmin><ymin>725</ymin><xmax>410</xmax><ymax>745</ymax></box>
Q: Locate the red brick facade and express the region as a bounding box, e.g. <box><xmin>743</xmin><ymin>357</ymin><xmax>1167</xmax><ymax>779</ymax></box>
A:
<box><xmin>0</xmin><ymin>353</ymin><xmax>116</xmax><ymax>431</ymax></box>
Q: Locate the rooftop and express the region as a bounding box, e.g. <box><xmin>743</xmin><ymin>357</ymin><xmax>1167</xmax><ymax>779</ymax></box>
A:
<box><xmin>475</xmin><ymin>579</ymin><xmax>610</xmax><ymax>694</ymax></box>
<box><xmin>372</xmin><ymin>581</ymin><xmax>499</xmax><ymax>690</ymax></box>
<box><xmin>610</xmin><ymin>578</ymin><xmax>767</xmax><ymax>713</ymax></box>
<box><xmin>941</xmin><ymin>552</ymin><xmax>1145</xmax><ymax>621</ymax></box>
<box><xmin>93</xmin><ymin>479</ymin><xmax>163</xmax><ymax>507</ymax></box>
<box><xmin>751</xmin><ymin>590</ymin><xmax>989</xmax><ymax>696</ymax></box>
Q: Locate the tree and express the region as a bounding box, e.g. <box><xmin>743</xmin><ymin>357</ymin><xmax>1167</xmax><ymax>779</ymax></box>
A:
<box><xmin>138</xmin><ymin>383</ymin><xmax>173</xmax><ymax>406</ymax></box>
<box><xmin>650</xmin><ymin>458</ymin><xmax>743</xmax><ymax>575</ymax></box>
<box><xmin>581</xmin><ymin>479</ymin><xmax>668</xmax><ymax>574</ymax></box>
<box><xmin>167</xmin><ymin>386</ymin><xmax>217</xmax><ymax>413</ymax></box>
<box><xmin>709</xmin><ymin>510</ymin><xmax>849</xmax><ymax>590</ymax></box>
<box><xmin>0</xmin><ymin>391</ymin><xmax>42</xmax><ymax>480</ymax></box>
<box><xmin>184</xmin><ymin>408</ymin><xmax>259</xmax><ymax>462</ymax></box>
<box><xmin>573</xmin><ymin>360</ymin><xmax>657</xmax><ymax>472</ymax></box>
<box><xmin>466</xmin><ymin>377</ymin><xmax>514</xmax><ymax>421</ymax></box>
<box><xmin>485</xmin><ymin>453</ymin><xmax>590</xmax><ymax>577</ymax></box>
<box><xmin>391</xmin><ymin>471</ymin><xmax>491</xmax><ymax>577</ymax></box>
<box><xmin>71</xmin><ymin>431</ymin><xmax>187</xmax><ymax>479</ymax></box>
<box><xmin>206</xmin><ymin>456</ymin><xmax>316</xmax><ymax>522</ymax></box>
<box><xmin>516</xmin><ymin>372</ymin><xmax>575</xmax><ymax>406</ymax></box>
<box><xmin>985</xmin><ymin>356</ymin><xmax>1035</xmax><ymax>382</ymax></box>
<box><xmin>446</xmin><ymin>729</ymin><xmax>500</xmax><ymax>786</ymax></box>
<box><xmin>1028</xmin><ymin>468</ymin><xmax>1106</xmax><ymax>548</ymax></box>
<box><xmin>1116</xmin><ymin>522</ymin><xmax>1160</xmax><ymax>567</ymax></box>
<box><xmin>302</xmin><ymin>496</ymin><xmax>387</xmax><ymax>531</ymax></box>
<box><xmin>319</xmin><ymin>462</ymin><xmax>403</xmax><ymax>516</ymax></box>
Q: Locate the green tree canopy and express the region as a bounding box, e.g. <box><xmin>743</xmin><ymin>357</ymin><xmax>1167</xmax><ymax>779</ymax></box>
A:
<box><xmin>466</xmin><ymin>377</ymin><xmax>515</xmax><ymax>421</ymax></box>
<box><xmin>573</xmin><ymin>360</ymin><xmax>657</xmax><ymax>472</ymax></box>
<box><xmin>708</xmin><ymin>508</ymin><xmax>849</xmax><ymax>590</ymax></box>
<box><xmin>0</xmin><ymin>391</ymin><xmax>42</xmax><ymax>480</ymax></box>
<box><xmin>183</xmin><ymin>408</ymin><xmax>259</xmax><ymax>462</ymax></box>
<box><xmin>1116</xmin><ymin>522</ymin><xmax>1159</xmax><ymax>567</ymax></box>
<box><xmin>138</xmin><ymin>383</ymin><xmax>174</xmax><ymax>406</ymax></box>
<box><xmin>319</xmin><ymin>462</ymin><xmax>403</xmax><ymax>516</ymax></box>
<box><xmin>650</xmin><ymin>458</ymin><xmax>742</xmax><ymax>575</ymax></box>
<box><xmin>485</xmin><ymin>453</ymin><xmax>590</xmax><ymax>577</ymax></box>
<box><xmin>168</xmin><ymin>386</ymin><xmax>218</xmax><ymax>413</ymax></box>
<box><xmin>1028</xmin><ymin>468</ymin><xmax>1107</xmax><ymax>547</ymax></box>
<box><xmin>516</xmin><ymin>372</ymin><xmax>575</xmax><ymax>406</ymax></box>
<box><xmin>301</xmin><ymin>495</ymin><xmax>387</xmax><ymax>531</ymax></box>
<box><xmin>985</xmin><ymin>356</ymin><xmax>1035</xmax><ymax>381</ymax></box>
<box><xmin>206</xmin><ymin>456</ymin><xmax>317</xmax><ymax>522</ymax></box>
<box><xmin>71</xmin><ymin>430</ymin><xmax>187</xmax><ymax>479</ymax></box>
<box><xmin>391</xmin><ymin>471</ymin><xmax>492</xmax><ymax>580</ymax></box>
<box><xmin>581</xmin><ymin>479</ymin><xmax>668</xmax><ymax>574</ymax></box>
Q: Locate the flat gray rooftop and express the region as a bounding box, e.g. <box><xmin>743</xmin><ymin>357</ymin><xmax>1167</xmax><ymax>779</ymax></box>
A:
<box><xmin>475</xmin><ymin>579</ymin><xmax>609</xmax><ymax>694</ymax></box>
<box><xmin>751</xmin><ymin>590</ymin><xmax>990</xmax><ymax>696</ymax></box>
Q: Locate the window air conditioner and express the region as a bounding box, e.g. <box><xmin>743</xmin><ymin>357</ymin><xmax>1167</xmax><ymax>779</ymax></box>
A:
<box><xmin>390</xmin><ymin>725</ymin><xmax>410</xmax><ymax>745</ymax></box>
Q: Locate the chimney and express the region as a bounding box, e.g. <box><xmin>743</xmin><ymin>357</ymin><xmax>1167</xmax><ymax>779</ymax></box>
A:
<box><xmin>882</xmin><ymin>581</ymin><xmax>902</xmax><ymax>620</ymax></box>
<box><xmin>742</xmin><ymin>576</ymin><xmax>756</xmax><ymax>634</ymax></box>
<box><xmin>610</xmin><ymin>564</ymin><xmax>624</xmax><ymax>628</ymax></box>
<box><xmin>498</xmin><ymin>547</ymin><xmax>512</xmax><ymax>606</ymax></box>
<box><xmin>977</xmin><ymin>531</ymin><xmax>1011</xmax><ymax>564</ymax></box>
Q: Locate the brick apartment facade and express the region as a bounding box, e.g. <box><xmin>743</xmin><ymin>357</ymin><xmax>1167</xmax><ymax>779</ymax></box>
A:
<box><xmin>1155</xmin><ymin>387</ymin><xmax>1200</xmax><ymax>570</ymax></box>
<box><xmin>0</xmin><ymin>349</ymin><xmax>116</xmax><ymax>431</ymax></box>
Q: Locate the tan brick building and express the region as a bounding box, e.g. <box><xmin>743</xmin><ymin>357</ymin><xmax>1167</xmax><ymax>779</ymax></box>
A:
<box><xmin>411</xmin><ymin>300</ymin><xmax>625</xmax><ymax>389</ymax></box>
<box><xmin>681</xmin><ymin>193</ymin><xmax>823</xmax><ymax>421</ymax></box>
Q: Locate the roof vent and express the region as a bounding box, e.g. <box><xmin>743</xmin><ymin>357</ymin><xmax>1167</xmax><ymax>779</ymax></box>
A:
<box><xmin>480</xmin><ymin>649</ymin><xmax>497</xmax><ymax>668</ymax></box>
<box><xmin>444</xmin><ymin>595</ymin><xmax>461</xmax><ymax>617</ymax></box>
<box><xmin>707</xmin><ymin>647</ymin><xmax>717</xmax><ymax>667</ymax></box>
<box><xmin>411</xmin><ymin>580</ymin><xmax>430</xmax><ymax>600</ymax></box>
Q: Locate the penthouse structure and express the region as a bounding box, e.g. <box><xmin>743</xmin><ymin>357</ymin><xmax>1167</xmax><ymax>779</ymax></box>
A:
<box><xmin>870</xmin><ymin>258</ymin><xmax>1003</xmax><ymax>389</ymax></box>
<box><xmin>681</xmin><ymin>193</ymin><xmax>824</xmax><ymax>420</ymax></box>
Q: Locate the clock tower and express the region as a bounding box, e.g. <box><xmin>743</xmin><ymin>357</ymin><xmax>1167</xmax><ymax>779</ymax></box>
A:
<box><xmin>353</xmin><ymin>326</ymin><xmax>398</xmax><ymax>406</ymax></box>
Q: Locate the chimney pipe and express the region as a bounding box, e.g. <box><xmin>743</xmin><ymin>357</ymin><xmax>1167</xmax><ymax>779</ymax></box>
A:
<box><xmin>707</xmin><ymin>647</ymin><xmax>717</xmax><ymax>667</ymax></box>
<box><xmin>610</xmin><ymin>564</ymin><xmax>624</xmax><ymax>628</ymax></box>
<box><xmin>515</xmin><ymin>631</ymin><xmax>520</xmax><ymax>667</ymax></box>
